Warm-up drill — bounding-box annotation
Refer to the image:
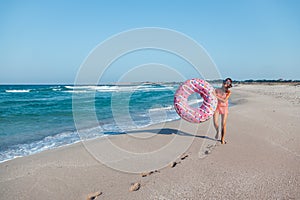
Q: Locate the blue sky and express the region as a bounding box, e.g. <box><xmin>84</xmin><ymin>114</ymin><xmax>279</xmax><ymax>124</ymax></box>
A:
<box><xmin>0</xmin><ymin>0</ymin><xmax>300</xmax><ymax>83</ymax></box>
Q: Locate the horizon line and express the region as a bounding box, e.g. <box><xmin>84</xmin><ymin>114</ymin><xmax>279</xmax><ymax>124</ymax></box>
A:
<box><xmin>1</xmin><ymin>79</ymin><xmax>300</xmax><ymax>85</ymax></box>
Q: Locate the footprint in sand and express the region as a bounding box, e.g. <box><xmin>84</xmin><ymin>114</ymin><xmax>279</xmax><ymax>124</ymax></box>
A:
<box><xmin>169</xmin><ymin>161</ymin><xmax>180</xmax><ymax>168</ymax></box>
<box><xmin>129</xmin><ymin>182</ymin><xmax>141</xmax><ymax>191</ymax></box>
<box><xmin>141</xmin><ymin>170</ymin><xmax>160</xmax><ymax>177</ymax></box>
<box><xmin>169</xmin><ymin>154</ymin><xmax>189</xmax><ymax>168</ymax></box>
<box><xmin>180</xmin><ymin>154</ymin><xmax>189</xmax><ymax>160</ymax></box>
<box><xmin>86</xmin><ymin>191</ymin><xmax>102</xmax><ymax>200</ymax></box>
<box><xmin>141</xmin><ymin>171</ymin><xmax>153</xmax><ymax>177</ymax></box>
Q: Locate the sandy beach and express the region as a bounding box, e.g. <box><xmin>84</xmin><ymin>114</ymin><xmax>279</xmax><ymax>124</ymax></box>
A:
<box><xmin>0</xmin><ymin>84</ymin><xmax>299</xmax><ymax>200</ymax></box>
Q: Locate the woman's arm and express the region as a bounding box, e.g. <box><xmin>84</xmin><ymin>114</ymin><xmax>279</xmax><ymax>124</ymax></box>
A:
<box><xmin>223</xmin><ymin>90</ymin><xmax>231</xmax><ymax>102</ymax></box>
<box><xmin>215</xmin><ymin>90</ymin><xmax>231</xmax><ymax>103</ymax></box>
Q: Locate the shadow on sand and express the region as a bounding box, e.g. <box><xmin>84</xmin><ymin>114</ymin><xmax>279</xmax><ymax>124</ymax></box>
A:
<box><xmin>125</xmin><ymin>128</ymin><xmax>217</xmax><ymax>142</ymax></box>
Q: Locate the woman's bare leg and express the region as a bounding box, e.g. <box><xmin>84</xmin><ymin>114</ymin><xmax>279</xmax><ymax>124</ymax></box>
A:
<box><xmin>221</xmin><ymin>113</ymin><xmax>228</xmax><ymax>144</ymax></box>
<box><xmin>213</xmin><ymin>111</ymin><xmax>219</xmax><ymax>140</ymax></box>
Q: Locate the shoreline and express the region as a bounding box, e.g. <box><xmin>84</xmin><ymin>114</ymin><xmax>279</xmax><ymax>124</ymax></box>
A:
<box><xmin>0</xmin><ymin>84</ymin><xmax>299</xmax><ymax>199</ymax></box>
<box><xmin>0</xmin><ymin>116</ymin><xmax>182</xmax><ymax>164</ymax></box>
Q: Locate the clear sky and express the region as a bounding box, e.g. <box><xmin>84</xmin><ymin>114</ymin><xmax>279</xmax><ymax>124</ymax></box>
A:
<box><xmin>1</xmin><ymin>0</ymin><xmax>300</xmax><ymax>84</ymax></box>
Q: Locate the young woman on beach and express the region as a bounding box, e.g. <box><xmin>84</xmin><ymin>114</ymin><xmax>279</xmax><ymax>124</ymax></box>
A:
<box><xmin>213</xmin><ymin>78</ymin><xmax>232</xmax><ymax>144</ymax></box>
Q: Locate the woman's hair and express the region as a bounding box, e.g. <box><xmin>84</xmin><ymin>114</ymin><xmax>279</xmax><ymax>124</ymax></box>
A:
<box><xmin>223</xmin><ymin>78</ymin><xmax>232</xmax><ymax>88</ymax></box>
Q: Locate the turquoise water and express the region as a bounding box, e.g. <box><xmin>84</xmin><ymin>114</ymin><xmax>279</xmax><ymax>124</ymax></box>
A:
<box><xmin>0</xmin><ymin>84</ymin><xmax>183</xmax><ymax>162</ymax></box>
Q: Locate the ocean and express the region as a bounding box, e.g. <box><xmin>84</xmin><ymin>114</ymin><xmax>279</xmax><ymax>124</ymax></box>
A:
<box><xmin>0</xmin><ymin>83</ymin><xmax>206</xmax><ymax>163</ymax></box>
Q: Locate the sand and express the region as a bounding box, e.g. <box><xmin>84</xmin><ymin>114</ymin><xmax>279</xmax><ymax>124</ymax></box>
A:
<box><xmin>0</xmin><ymin>84</ymin><xmax>299</xmax><ymax>200</ymax></box>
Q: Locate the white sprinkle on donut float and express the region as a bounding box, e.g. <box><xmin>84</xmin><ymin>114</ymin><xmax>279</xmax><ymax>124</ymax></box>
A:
<box><xmin>174</xmin><ymin>78</ymin><xmax>217</xmax><ymax>123</ymax></box>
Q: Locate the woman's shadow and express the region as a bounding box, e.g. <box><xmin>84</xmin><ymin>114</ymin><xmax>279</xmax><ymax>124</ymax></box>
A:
<box><xmin>125</xmin><ymin>128</ymin><xmax>216</xmax><ymax>141</ymax></box>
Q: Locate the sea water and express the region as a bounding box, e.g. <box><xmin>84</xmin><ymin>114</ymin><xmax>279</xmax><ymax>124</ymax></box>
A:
<box><xmin>1</xmin><ymin>83</ymin><xmax>196</xmax><ymax>163</ymax></box>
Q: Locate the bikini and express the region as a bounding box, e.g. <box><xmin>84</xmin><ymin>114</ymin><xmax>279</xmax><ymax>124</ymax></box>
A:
<box><xmin>215</xmin><ymin>89</ymin><xmax>229</xmax><ymax>115</ymax></box>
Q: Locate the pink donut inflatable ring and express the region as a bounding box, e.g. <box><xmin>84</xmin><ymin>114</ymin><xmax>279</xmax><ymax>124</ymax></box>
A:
<box><xmin>174</xmin><ymin>78</ymin><xmax>217</xmax><ymax>123</ymax></box>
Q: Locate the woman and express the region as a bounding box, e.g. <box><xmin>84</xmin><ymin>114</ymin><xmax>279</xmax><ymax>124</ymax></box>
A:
<box><xmin>213</xmin><ymin>78</ymin><xmax>232</xmax><ymax>144</ymax></box>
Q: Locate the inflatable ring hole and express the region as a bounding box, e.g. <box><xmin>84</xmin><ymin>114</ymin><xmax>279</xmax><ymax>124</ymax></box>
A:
<box><xmin>187</xmin><ymin>93</ymin><xmax>203</xmax><ymax>109</ymax></box>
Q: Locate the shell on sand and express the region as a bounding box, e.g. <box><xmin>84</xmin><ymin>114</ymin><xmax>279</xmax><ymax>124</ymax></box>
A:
<box><xmin>129</xmin><ymin>182</ymin><xmax>141</xmax><ymax>191</ymax></box>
